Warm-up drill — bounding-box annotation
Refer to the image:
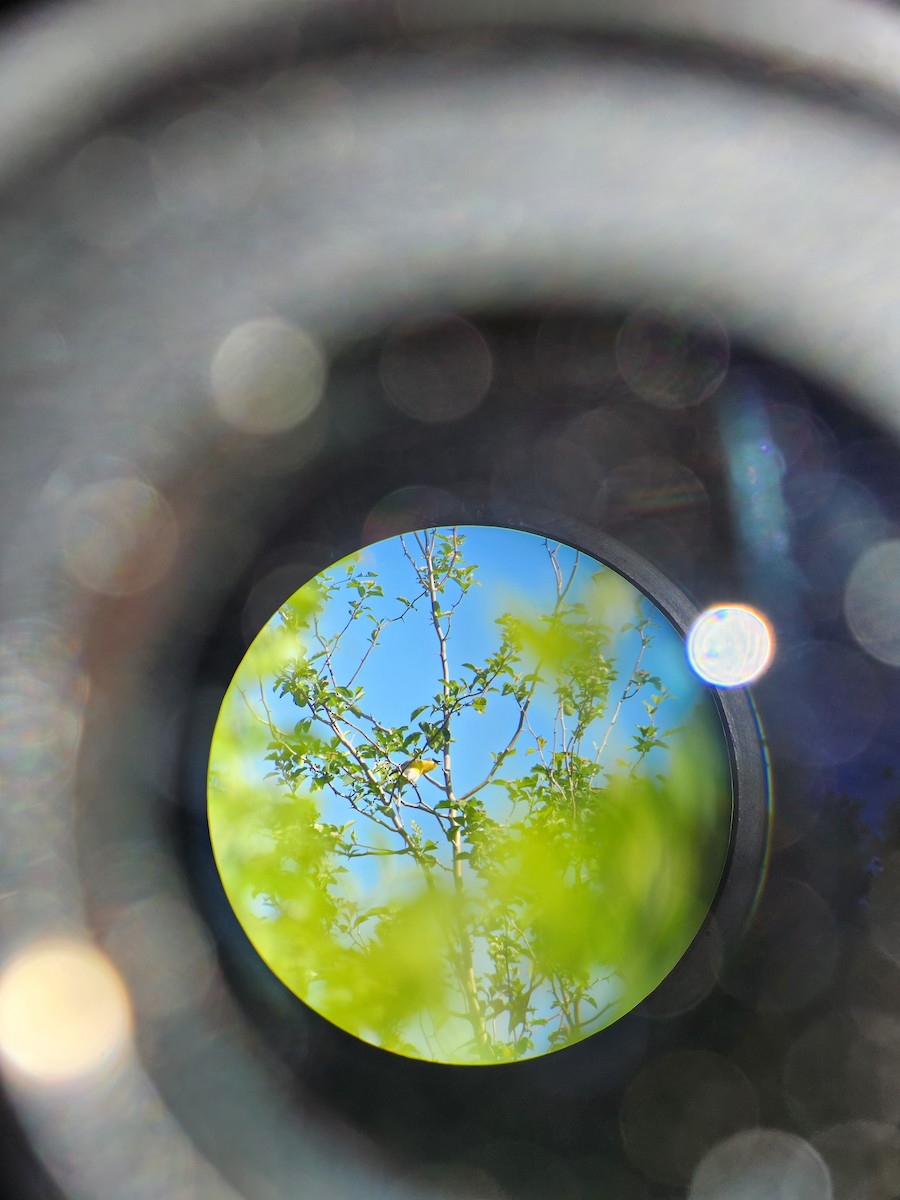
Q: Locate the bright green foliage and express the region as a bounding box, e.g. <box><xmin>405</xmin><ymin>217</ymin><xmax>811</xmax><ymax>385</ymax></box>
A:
<box><xmin>208</xmin><ymin>528</ymin><xmax>731</xmax><ymax>1064</ymax></box>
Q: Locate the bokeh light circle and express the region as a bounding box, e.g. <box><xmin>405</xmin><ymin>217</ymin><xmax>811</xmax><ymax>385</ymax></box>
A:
<box><xmin>59</xmin><ymin>477</ymin><xmax>178</xmax><ymax>597</ymax></box>
<box><xmin>620</xmin><ymin>1049</ymin><xmax>759</xmax><ymax>1185</ymax></box>
<box><xmin>210</xmin><ymin>317</ymin><xmax>327</xmax><ymax>436</ymax></box>
<box><xmin>0</xmin><ymin>939</ymin><xmax>132</xmax><ymax>1088</ymax></box>
<box><xmin>615</xmin><ymin>302</ymin><xmax>730</xmax><ymax>410</ymax></box>
<box><xmin>812</xmin><ymin>1120</ymin><xmax>900</xmax><ymax>1200</ymax></box>
<box><xmin>687</xmin><ymin>605</ymin><xmax>774</xmax><ymax>688</ymax></box>
<box><xmin>209</xmin><ymin>526</ymin><xmax>735</xmax><ymax>1066</ymax></box>
<box><xmin>844</xmin><ymin>539</ymin><xmax>900</xmax><ymax>666</ymax></box>
<box><xmin>688</xmin><ymin>1128</ymin><xmax>832</xmax><ymax>1200</ymax></box>
<box><xmin>378</xmin><ymin>314</ymin><xmax>493</xmax><ymax>424</ymax></box>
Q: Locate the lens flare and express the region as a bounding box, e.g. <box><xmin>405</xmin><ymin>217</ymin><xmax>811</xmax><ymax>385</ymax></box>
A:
<box><xmin>687</xmin><ymin>605</ymin><xmax>774</xmax><ymax>688</ymax></box>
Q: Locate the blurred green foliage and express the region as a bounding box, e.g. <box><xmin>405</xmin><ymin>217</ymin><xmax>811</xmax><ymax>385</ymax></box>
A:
<box><xmin>209</xmin><ymin>529</ymin><xmax>730</xmax><ymax>1064</ymax></box>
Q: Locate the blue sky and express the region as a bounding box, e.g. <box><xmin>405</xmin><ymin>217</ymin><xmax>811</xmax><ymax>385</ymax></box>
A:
<box><xmin>256</xmin><ymin>525</ymin><xmax>722</xmax><ymax>837</ymax></box>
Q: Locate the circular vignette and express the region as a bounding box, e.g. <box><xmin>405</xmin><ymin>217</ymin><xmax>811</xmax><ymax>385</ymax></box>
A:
<box><xmin>204</xmin><ymin>509</ymin><xmax>769</xmax><ymax>1067</ymax></box>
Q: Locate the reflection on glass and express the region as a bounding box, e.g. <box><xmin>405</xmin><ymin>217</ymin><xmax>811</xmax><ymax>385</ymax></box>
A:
<box><xmin>208</xmin><ymin>526</ymin><xmax>731</xmax><ymax>1064</ymax></box>
<box><xmin>687</xmin><ymin>605</ymin><xmax>774</xmax><ymax>689</ymax></box>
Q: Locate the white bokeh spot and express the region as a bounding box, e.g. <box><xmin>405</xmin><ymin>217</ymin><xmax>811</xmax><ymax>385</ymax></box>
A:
<box><xmin>687</xmin><ymin>605</ymin><xmax>774</xmax><ymax>688</ymax></box>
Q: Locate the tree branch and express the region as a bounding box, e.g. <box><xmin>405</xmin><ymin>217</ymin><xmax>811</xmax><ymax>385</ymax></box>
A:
<box><xmin>594</xmin><ymin>617</ymin><xmax>651</xmax><ymax>769</ymax></box>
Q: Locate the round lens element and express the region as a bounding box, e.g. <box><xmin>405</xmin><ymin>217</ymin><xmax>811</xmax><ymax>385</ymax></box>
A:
<box><xmin>687</xmin><ymin>605</ymin><xmax>774</xmax><ymax>689</ymax></box>
<box><xmin>208</xmin><ymin>526</ymin><xmax>733</xmax><ymax>1064</ymax></box>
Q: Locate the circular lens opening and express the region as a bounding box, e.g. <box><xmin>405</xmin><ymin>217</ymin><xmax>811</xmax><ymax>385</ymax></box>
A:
<box><xmin>208</xmin><ymin>524</ymin><xmax>733</xmax><ymax>1065</ymax></box>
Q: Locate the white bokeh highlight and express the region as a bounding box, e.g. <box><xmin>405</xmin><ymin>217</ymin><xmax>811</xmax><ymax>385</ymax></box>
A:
<box><xmin>844</xmin><ymin>539</ymin><xmax>900</xmax><ymax>667</ymax></box>
<box><xmin>0</xmin><ymin>939</ymin><xmax>132</xmax><ymax>1087</ymax></box>
<box><xmin>687</xmin><ymin>605</ymin><xmax>774</xmax><ymax>688</ymax></box>
<box><xmin>689</xmin><ymin>1128</ymin><xmax>831</xmax><ymax>1200</ymax></box>
<box><xmin>211</xmin><ymin>318</ymin><xmax>327</xmax><ymax>436</ymax></box>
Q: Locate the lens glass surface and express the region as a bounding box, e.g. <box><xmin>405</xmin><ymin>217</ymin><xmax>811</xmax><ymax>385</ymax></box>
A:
<box><xmin>208</xmin><ymin>524</ymin><xmax>731</xmax><ymax>1064</ymax></box>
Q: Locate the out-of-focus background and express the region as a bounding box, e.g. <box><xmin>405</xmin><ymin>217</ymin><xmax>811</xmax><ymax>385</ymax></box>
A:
<box><xmin>7</xmin><ymin>2</ymin><xmax>900</xmax><ymax>1198</ymax></box>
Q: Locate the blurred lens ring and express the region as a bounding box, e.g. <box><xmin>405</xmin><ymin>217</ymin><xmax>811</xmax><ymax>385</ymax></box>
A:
<box><xmin>4</xmin><ymin>0</ymin><xmax>900</xmax><ymax>189</ymax></box>
<box><xmin>3</xmin><ymin>1</ymin><xmax>900</xmax><ymax>1197</ymax></box>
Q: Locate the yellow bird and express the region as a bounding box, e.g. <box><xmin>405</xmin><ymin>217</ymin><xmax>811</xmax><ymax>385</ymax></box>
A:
<box><xmin>398</xmin><ymin>757</ymin><xmax>439</xmax><ymax>785</ymax></box>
